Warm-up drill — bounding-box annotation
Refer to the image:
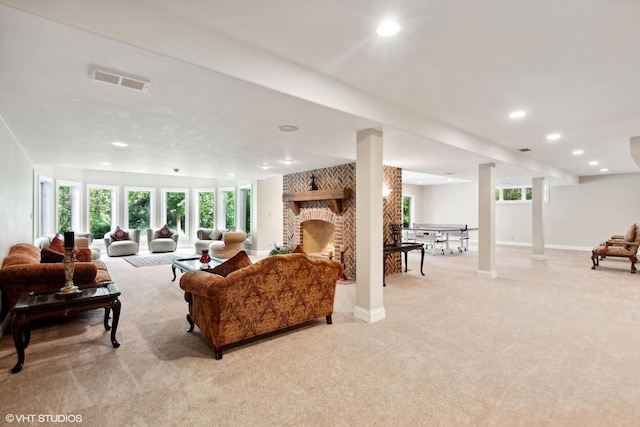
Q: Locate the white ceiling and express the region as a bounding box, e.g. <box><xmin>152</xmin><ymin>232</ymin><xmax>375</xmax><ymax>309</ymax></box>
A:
<box><xmin>1</xmin><ymin>1</ymin><xmax>639</xmax><ymax>186</ymax></box>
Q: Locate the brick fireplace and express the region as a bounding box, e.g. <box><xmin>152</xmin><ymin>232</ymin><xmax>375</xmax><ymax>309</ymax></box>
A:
<box><xmin>283</xmin><ymin>162</ymin><xmax>402</xmax><ymax>280</ymax></box>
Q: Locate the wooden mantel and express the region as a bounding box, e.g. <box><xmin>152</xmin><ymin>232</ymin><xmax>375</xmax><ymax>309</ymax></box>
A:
<box><xmin>283</xmin><ymin>188</ymin><xmax>352</xmax><ymax>214</ymax></box>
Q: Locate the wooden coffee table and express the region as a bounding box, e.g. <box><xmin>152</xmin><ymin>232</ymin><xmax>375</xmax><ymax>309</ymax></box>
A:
<box><xmin>10</xmin><ymin>282</ymin><xmax>121</xmax><ymax>373</ymax></box>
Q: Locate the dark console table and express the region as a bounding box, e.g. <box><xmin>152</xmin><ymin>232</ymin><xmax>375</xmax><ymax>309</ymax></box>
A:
<box><xmin>10</xmin><ymin>282</ymin><xmax>121</xmax><ymax>373</ymax></box>
<box><xmin>383</xmin><ymin>242</ymin><xmax>425</xmax><ymax>286</ymax></box>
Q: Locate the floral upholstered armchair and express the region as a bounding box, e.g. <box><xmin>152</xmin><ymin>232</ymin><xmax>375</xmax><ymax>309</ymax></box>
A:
<box><xmin>591</xmin><ymin>223</ymin><xmax>640</xmax><ymax>273</ymax></box>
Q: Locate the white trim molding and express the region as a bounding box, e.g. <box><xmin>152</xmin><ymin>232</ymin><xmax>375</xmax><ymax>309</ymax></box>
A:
<box><xmin>354</xmin><ymin>306</ymin><xmax>386</xmax><ymax>323</ymax></box>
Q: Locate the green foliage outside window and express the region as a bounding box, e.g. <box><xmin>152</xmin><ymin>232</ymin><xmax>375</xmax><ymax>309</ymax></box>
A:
<box><xmin>199</xmin><ymin>192</ymin><xmax>215</xmax><ymax>229</ymax></box>
<box><xmin>128</xmin><ymin>191</ymin><xmax>151</xmax><ymax>230</ymax></box>
<box><xmin>402</xmin><ymin>197</ymin><xmax>410</xmax><ymax>228</ymax></box>
<box><xmin>526</xmin><ymin>187</ymin><xmax>532</xmax><ymax>200</ymax></box>
<box><xmin>495</xmin><ymin>189</ymin><xmax>500</xmax><ymax>201</ymax></box>
<box><xmin>503</xmin><ymin>188</ymin><xmax>522</xmax><ymax>201</ymax></box>
<box><xmin>58</xmin><ymin>185</ymin><xmax>71</xmax><ymax>232</ymax></box>
<box><xmin>166</xmin><ymin>192</ymin><xmax>186</xmax><ymax>235</ymax></box>
<box><xmin>89</xmin><ymin>189</ymin><xmax>112</xmax><ymax>239</ymax></box>
<box><xmin>225</xmin><ymin>191</ymin><xmax>235</xmax><ymax>229</ymax></box>
<box><xmin>245</xmin><ymin>189</ymin><xmax>251</xmax><ymax>238</ymax></box>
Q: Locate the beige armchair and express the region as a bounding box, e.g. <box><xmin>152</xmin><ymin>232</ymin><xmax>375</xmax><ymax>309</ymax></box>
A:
<box><xmin>209</xmin><ymin>230</ymin><xmax>247</xmax><ymax>259</ymax></box>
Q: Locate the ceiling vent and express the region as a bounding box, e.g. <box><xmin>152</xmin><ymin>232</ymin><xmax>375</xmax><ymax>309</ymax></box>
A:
<box><xmin>519</xmin><ymin>148</ymin><xmax>531</xmax><ymax>152</ymax></box>
<box><xmin>89</xmin><ymin>67</ymin><xmax>150</xmax><ymax>92</ymax></box>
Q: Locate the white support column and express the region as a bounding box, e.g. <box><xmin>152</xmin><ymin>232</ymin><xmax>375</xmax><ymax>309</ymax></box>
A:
<box><xmin>531</xmin><ymin>177</ymin><xmax>545</xmax><ymax>260</ymax></box>
<box><xmin>354</xmin><ymin>129</ymin><xmax>386</xmax><ymax>323</ymax></box>
<box><xmin>477</xmin><ymin>163</ymin><xmax>497</xmax><ymax>278</ymax></box>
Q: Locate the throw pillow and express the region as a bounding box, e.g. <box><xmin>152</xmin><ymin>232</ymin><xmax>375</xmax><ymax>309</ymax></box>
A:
<box><xmin>210</xmin><ymin>250</ymin><xmax>252</xmax><ymax>277</ymax></box>
<box><xmin>209</xmin><ymin>229</ymin><xmax>222</xmax><ymax>240</ymax></box>
<box><xmin>74</xmin><ymin>248</ymin><xmax>93</xmax><ymax>262</ymax></box>
<box><xmin>624</xmin><ymin>223</ymin><xmax>637</xmax><ymax>242</ymax></box>
<box><xmin>49</xmin><ymin>234</ymin><xmax>65</xmax><ymax>253</ymax></box>
<box><xmin>292</xmin><ymin>244</ymin><xmax>307</xmax><ymax>255</ymax></box>
<box><xmin>111</xmin><ymin>226</ymin><xmax>129</xmax><ymax>241</ymax></box>
<box><xmin>41</xmin><ymin>247</ymin><xmax>64</xmax><ymax>263</ymax></box>
<box><xmin>158</xmin><ymin>224</ymin><xmax>173</xmax><ymax>238</ymax></box>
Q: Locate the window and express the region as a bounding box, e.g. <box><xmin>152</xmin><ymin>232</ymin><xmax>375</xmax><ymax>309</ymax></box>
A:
<box><xmin>39</xmin><ymin>176</ymin><xmax>54</xmax><ymax>236</ymax></box>
<box><xmin>219</xmin><ymin>188</ymin><xmax>235</xmax><ymax>230</ymax></box>
<box><xmin>162</xmin><ymin>189</ymin><xmax>188</xmax><ymax>236</ymax></box>
<box><xmin>88</xmin><ymin>185</ymin><xmax>117</xmax><ymax>239</ymax></box>
<box><xmin>496</xmin><ymin>186</ymin><xmax>548</xmax><ymax>203</ymax></box>
<box><xmin>57</xmin><ymin>180</ymin><xmax>81</xmax><ymax>232</ymax></box>
<box><xmin>194</xmin><ymin>190</ymin><xmax>215</xmax><ymax>230</ymax></box>
<box><xmin>402</xmin><ymin>196</ymin><xmax>412</xmax><ymax>228</ymax></box>
<box><xmin>126</xmin><ymin>187</ymin><xmax>154</xmax><ymax>230</ymax></box>
<box><xmin>238</xmin><ymin>185</ymin><xmax>251</xmax><ymax>238</ymax></box>
<box><xmin>503</xmin><ymin>188</ymin><xmax>522</xmax><ymax>201</ymax></box>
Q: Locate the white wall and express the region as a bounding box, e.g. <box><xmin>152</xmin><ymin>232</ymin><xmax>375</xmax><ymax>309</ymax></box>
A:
<box><xmin>253</xmin><ymin>175</ymin><xmax>283</xmax><ymax>255</ymax></box>
<box><xmin>546</xmin><ymin>173</ymin><xmax>640</xmax><ymax>248</ymax></box>
<box><xmin>416</xmin><ymin>173</ymin><xmax>640</xmax><ymax>250</ymax></box>
<box><xmin>0</xmin><ymin>121</ymin><xmax>33</xmax><ymax>258</ymax></box>
<box><xmin>420</xmin><ymin>182</ymin><xmax>479</xmax><ymax>227</ymax></box>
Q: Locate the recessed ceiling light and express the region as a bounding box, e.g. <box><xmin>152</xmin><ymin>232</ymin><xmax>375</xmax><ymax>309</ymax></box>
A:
<box><xmin>546</xmin><ymin>133</ymin><xmax>562</xmax><ymax>141</ymax></box>
<box><xmin>599</xmin><ymin>168</ymin><xmax>608</xmax><ymax>172</ymax></box>
<box><xmin>98</xmin><ymin>161</ymin><xmax>111</xmax><ymax>166</ymax></box>
<box><xmin>589</xmin><ymin>161</ymin><xmax>599</xmax><ymax>166</ymax></box>
<box><xmin>228</xmin><ymin>173</ymin><xmax>236</xmax><ymax>177</ymax></box>
<box><xmin>572</xmin><ymin>150</ymin><xmax>584</xmax><ymax>155</ymax></box>
<box><xmin>282</xmin><ymin>159</ymin><xmax>294</xmax><ymax>165</ymax></box>
<box><xmin>261</xmin><ymin>165</ymin><xmax>273</xmax><ymax>170</ymax></box>
<box><xmin>111</xmin><ymin>141</ymin><xmax>128</xmax><ymax>147</ymax></box>
<box><xmin>376</xmin><ymin>20</ymin><xmax>400</xmax><ymax>37</ymax></box>
<box><xmin>509</xmin><ymin>110</ymin><xmax>526</xmax><ymax>119</ymax></box>
<box><xmin>278</xmin><ymin>125</ymin><xmax>298</xmax><ymax>132</ymax></box>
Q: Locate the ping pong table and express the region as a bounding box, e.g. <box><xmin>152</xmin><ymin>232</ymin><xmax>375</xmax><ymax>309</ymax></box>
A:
<box><xmin>405</xmin><ymin>223</ymin><xmax>478</xmax><ymax>255</ymax></box>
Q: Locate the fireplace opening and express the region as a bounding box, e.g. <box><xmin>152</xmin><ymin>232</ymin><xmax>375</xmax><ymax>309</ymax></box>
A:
<box><xmin>302</xmin><ymin>220</ymin><xmax>335</xmax><ymax>256</ymax></box>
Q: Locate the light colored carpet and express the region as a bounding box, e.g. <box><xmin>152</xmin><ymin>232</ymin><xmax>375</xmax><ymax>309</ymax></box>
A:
<box><xmin>1</xmin><ymin>246</ymin><xmax>639</xmax><ymax>426</ymax></box>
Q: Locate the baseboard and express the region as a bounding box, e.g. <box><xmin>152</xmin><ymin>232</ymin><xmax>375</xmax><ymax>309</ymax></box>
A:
<box><xmin>477</xmin><ymin>269</ymin><xmax>497</xmax><ymax>278</ymax></box>
<box><xmin>531</xmin><ymin>254</ymin><xmax>546</xmax><ymax>260</ymax></box>
<box><xmin>496</xmin><ymin>241</ymin><xmax>593</xmax><ymax>252</ymax></box>
<box><xmin>353</xmin><ymin>306</ymin><xmax>385</xmax><ymax>323</ymax></box>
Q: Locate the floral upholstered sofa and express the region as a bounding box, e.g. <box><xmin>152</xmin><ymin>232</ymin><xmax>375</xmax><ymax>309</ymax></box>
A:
<box><xmin>179</xmin><ymin>252</ymin><xmax>343</xmax><ymax>359</ymax></box>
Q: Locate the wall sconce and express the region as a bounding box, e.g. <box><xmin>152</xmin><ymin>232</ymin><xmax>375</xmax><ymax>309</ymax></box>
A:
<box><xmin>382</xmin><ymin>187</ymin><xmax>392</xmax><ymax>198</ymax></box>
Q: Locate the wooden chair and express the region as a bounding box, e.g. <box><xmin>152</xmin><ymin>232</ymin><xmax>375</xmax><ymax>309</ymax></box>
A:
<box><xmin>591</xmin><ymin>224</ymin><xmax>640</xmax><ymax>273</ymax></box>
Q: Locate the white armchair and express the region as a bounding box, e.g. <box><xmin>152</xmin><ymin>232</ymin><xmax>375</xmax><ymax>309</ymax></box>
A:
<box><xmin>147</xmin><ymin>226</ymin><xmax>179</xmax><ymax>253</ymax></box>
<box><xmin>104</xmin><ymin>227</ymin><xmax>140</xmax><ymax>257</ymax></box>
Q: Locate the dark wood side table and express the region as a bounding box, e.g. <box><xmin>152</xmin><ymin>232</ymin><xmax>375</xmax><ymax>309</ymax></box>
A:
<box><xmin>383</xmin><ymin>242</ymin><xmax>425</xmax><ymax>286</ymax></box>
<box><xmin>10</xmin><ymin>282</ymin><xmax>121</xmax><ymax>373</ymax></box>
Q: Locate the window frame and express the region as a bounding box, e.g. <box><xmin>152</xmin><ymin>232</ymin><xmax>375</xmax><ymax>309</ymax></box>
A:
<box><xmin>193</xmin><ymin>188</ymin><xmax>216</xmax><ymax>235</ymax></box>
<box><xmin>496</xmin><ymin>185</ymin><xmax>548</xmax><ymax>204</ymax></box>
<box><xmin>161</xmin><ymin>188</ymin><xmax>189</xmax><ymax>237</ymax></box>
<box><xmin>56</xmin><ymin>179</ymin><xmax>82</xmax><ymax>233</ymax></box>
<box><xmin>124</xmin><ymin>186</ymin><xmax>155</xmax><ymax>231</ymax></box>
<box><xmin>86</xmin><ymin>184</ymin><xmax>118</xmax><ymax>239</ymax></box>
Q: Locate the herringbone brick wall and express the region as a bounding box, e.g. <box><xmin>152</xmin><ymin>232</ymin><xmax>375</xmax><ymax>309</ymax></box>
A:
<box><xmin>283</xmin><ymin>163</ymin><xmax>402</xmax><ymax>280</ymax></box>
